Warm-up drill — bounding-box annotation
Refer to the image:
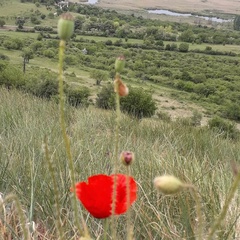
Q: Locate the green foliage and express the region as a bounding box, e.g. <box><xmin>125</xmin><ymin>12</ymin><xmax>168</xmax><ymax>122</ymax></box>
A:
<box><xmin>222</xmin><ymin>102</ymin><xmax>240</xmax><ymax>121</ymax></box>
<box><xmin>179</xmin><ymin>29</ymin><xmax>195</xmax><ymax>42</ymax></box>
<box><xmin>3</xmin><ymin>38</ymin><xmax>23</xmax><ymax>50</ymax></box>
<box><xmin>43</xmin><ymin>49</ymin><xmax>56</xmax><ymax>58</ymax></box>
<box><xmin>66</xmin><ymin>85</ymin><xmax>90</xmax><ymax>107</ymax></box>
<box><xmin>90</xmin><ymin>69</ymin><xmax>108</xmax><ymax>85</ymax></box>
<box><xmin>0</xmin><ymin>53</ymin><xmax>9</xmax><ymax>61</ymax></box>
<box><xmin>34</xmin><ymin>26</ymin><xmax>53</xmax><ymax>32</ymax></box>
<box><xmin>120</xmin><ymin>87</ymin><xmax>157</xmax><ymax>118</ymax></box>
<box><xmin>34</xmin><ymin>78</ymin><xmax>59</xmax><ymax>99</ymax></box>
<box><xmin>96</xmin><ymin>83</ymin><xmax>115</xmax><ymax>109</ymax></box>
<box><xmin>208</xmin><ymin>116</ymin><xmax>239</xmax><ymax>140</ymax></box>
<box><xmin>0</xmin><ymin>62</ymin><xmax>25</xmax><ymax>88</ymax></box>
<box><xmin>25</xmin><ymin>70</ymin><xmax>59</xmax><ymax>98</ymax></box>
<box><xmin>22</xmin><ymin>47</ymin><xmax>34</xmax><ymax>62</ymax></box>
<box><xmin>178</xmin><ymin>43</ymin><xmax>189</xmax><ymax>52</ymax></box>
<box><xmin>233</xmin><ymin>15</ymin><xmax>240</xmax><ymax>31</ymax></box>
<box><xmin>31</xmin><ymin>16</ymin><xmax>41</xmax><ymax>25</ymax></box>
<box><xmin>15</xmin><ymin>17</ymin><xmax>25</xmax><ymax>29</ymax></box>
<box><xmin>96</xmin><ymin>84</ymin><xmax>157</xmax><ymax>118</ymax></box>
<box><xmin>0</xmin><ymin>19</ymin><xmax>5</xmax><ymax>27</ymax></box>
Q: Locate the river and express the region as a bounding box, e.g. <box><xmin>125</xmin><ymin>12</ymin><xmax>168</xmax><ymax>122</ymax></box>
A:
<box><xmin>87</xmin><ymin>0</ymin><xmax>98</xmax><ymax>4</ymax></box>
<box><xmin>148</xmin><ymin>9</ymin><xmax>232</xmax><ymax>23</ymax></box>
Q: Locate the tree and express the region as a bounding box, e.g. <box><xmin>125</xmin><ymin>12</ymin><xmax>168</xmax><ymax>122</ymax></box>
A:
<box><xmin>121</xmin><ymin>87</ymin><xmax>157</xmax><ymax>118</ymax></box>
<box><xmin>15</xmin><ymin>17</ymin><xmax>25</xmax><ymax>29</ymax></box>
<box><xmin>233</xmin><ymin>15</ymin><xmax>240</xmax><ymax>31</ymax></box>
<box><xmin>90</xmin><ymin>69</ymin><xmax>108</xmax><ymax>85</ymax></box>
<box><xmin>0</xmin><ymin>19</ymin><xmax>5</xmax><ymax>27</ymax></box>
<box><xmin>178</xmin><ymin>43</ymin><xmax>189</xmax><ymax>52</ymax></box>
<box><xmin>179</xmin><ymin>29</ymin><xmax>195</xmax><ymax>43</ymax></box>
<box><xmin>22</xmin><ymin>48</ymin><xmax>34</xmax><ymax>73</ymax></box>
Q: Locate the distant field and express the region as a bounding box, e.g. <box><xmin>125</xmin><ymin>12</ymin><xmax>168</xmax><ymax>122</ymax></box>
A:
<box><xmin>1</xmin><ymin>30</ymin><xmax>240</xmax><ymax>54</ymax></box>
<box><xmin>97</xmin><ymin>0</ymin><xmax>239</xmax><ymax>15</ymax></box>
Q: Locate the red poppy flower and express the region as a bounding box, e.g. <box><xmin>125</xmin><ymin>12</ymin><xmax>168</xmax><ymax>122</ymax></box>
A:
<box><xmin>75</xmin><ymin>174</ymin><xmax>137</xmax><ymax>218</ymax></box>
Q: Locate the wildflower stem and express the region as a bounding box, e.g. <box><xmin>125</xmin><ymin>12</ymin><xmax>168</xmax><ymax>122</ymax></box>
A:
<box><xmin>44</xmin><ymin>137</ymin><xmax>64</xmax><ymax>239</ymax></box>
<box><xmin>103</xmin><ymin>219</ymin><xmax>109</xmax><ymax>240</ymax></box>
<box><xmin>29</xmin><ymin>155</ymin><xmax>35</xmax><ymax>235</ymax></box>
<box><xmin>0</xmin><ymin>194</ymin><xmax>29</xmax><ymax>240</ymax></box>
<box><xmin>58</xmin><ymin>40</ymin><xmax>88</xmax><ymax>237</ymax></box>
<box><xmin>111</xmin><ymin>73</ymin><xmax>121</xmax><ymax>240</ymax></box>
<box><xmin>187</xmin><ymin>185</ymin><xmax>203</xmax><ymax>240</ymax></box>
<box><xmin>207</xmin><ymin>171</ymin><xmax>240</xmax><ymax>240</ymax></box>
<box><xmin>126</xmin><ymin>167</ymin><xmax>133</xmax><ymax>240</ymax></box>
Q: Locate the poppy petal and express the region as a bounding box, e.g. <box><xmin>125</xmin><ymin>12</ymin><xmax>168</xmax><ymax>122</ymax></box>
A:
<box><xmin>75</xmin><ymin>174</ymin><xmax>112</xmax><ymax>218</ymax></box>
<box><xmin>75</xmin><ymin>174</ymin><xmax>137</xmax><ymax>219</ymax></box>
<box><xmin>111</xmin><ymin>174</ymin><xmax>137</xmax><ymax>214</ymax></box>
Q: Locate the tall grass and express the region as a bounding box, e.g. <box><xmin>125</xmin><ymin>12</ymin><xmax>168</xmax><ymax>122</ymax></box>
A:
<box><xmin>0</xmin><ymin>87</ymin><xmax>239</xmax><ymax>239</ymax></box>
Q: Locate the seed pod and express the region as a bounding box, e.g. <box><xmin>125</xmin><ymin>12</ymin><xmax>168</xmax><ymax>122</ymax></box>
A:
<box><xmin>58</xmin><ymin>13</ymin><xmax>74</xmax><ymax>41</ymax></box>
<box><xmin>115</xmin><ymin>55</ymin><xmax>125</xmax><ymax>73</ymax></box>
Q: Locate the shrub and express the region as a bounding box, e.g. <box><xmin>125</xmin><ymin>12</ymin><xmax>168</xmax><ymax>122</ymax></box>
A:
<box><xmin>43</xmin><ymin>49</ymin><xmax>56</xmax><ymax>58</ymax></box>
<box><xmin>37</xmin><ymin>79</ymin><xmax>59</xmax><ymax>99</ymax></box>
<box><xmin>66</xmin><ymin>85</ymin><xmax>90</xmax><ymax>107</ymax></box>
<box><xmin>120</xmin><ymin>86</ymin><xmax>157</xmax><ymax>118</ymax></box>
<box><xmin>208</xmin><ymin>116</ymin><xmax>239</xmax><ymax>140</ymax></box>
<box><xmin>222</xmin><ymin>102</ymin><xmax>240</xmax><ymax>121</ymax></box>
<box><xmin>190</xmin><ymin>110</ymin><xmax>202</xmax><ymax>126</ymax></box>
<box><xmin>0</xmin><ymin>53</ymin><xmax>9</xmax><ymax>61</ymax></box>
<box><xmin>96</xmin><ymin>83</ymin><xmax>115</xmax><ymax>109</ymax></box>
<box><xmin>179</xmin><ymin>43</ymin><xmax>189</xmax><ymax>52</ymax></box>
<box><xmin>0</xmin><ymin>63</ymin><xmax>25</xmax><ymax>88</ymax></box>
<box><xmin>96</xmin><ymin>84</ymin><xmax>157</xmax><ymax>118</ymax></box>
<box><xmin>34</xmin><ymin>26</ymin><xmax>53</xmax><ymax>32</ymax></box>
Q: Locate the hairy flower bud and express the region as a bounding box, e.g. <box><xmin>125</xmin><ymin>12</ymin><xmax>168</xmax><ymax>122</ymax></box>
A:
<box><xmin>120</xmin><ymin>151</ymin><xmax>134</xmax><ymax>166</ymax></box>
<box><xmin>153</xmin><ymin>175</ymin><xmax>184</xmax><ymax>195</ymax></box>
<box><xmin>115</xmin><ymin>55</ymin><xmax>125</xmax><ymax>73</ymax></box>
<box><xmin>58</xmin><ymin>13</ymin><xmax>74</xmax><ymax>41</ymax></box>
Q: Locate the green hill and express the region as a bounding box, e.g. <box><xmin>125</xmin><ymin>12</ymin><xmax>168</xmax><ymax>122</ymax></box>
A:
<box><xmin>1</xmin><ymin>87</ymin><xmax>240</xmax><ymax>239</ymax></box>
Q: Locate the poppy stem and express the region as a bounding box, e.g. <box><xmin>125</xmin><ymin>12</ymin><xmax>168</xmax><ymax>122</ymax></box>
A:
<box><xmin>43</xmin><ymin>137</ymin><xmax>64</xmax><ymax>239</ymax></box>
<box><xmin>126</xmin><ymin>166</ymin><xmax>133</xmax><ymax>240</ymax></box>
<box><xmin>186</xmin><ymin>185</ymin><xmax>203</xmax><ymax>240</ymax></box>
<box><xmin>59</xmin><ymin>40</ymin><xmax>88</xmax><ymax>237</ymax></box>
<box><xmin>111</xmin><ymin>73</ymin><xmax>121</xmax><ymax>240</ymax></box>
<box><xmin>206</xmin><ymin>170</ymin><xmax>240</xmax><ymax>239</ymax></box>
<box><xmin>103</xmin><ymin>218</ymin><xmax>109</xmax><ymax>240</ymax></box>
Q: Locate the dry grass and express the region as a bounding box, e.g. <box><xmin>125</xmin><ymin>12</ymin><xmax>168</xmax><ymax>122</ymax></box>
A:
<box><xmin>97</xmin><ymin>0</ymin><xmax>239</xmax><ymax>14</ymax></box>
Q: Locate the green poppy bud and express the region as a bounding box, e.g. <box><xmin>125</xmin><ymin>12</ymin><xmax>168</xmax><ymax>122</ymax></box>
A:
<box><xmin>58</xmin><ymin>13</ymin><xmax>74</xmax><ymax>41</ymax></box>
<box><xmin>115</xmin><ymin>55</ymin><xmax>125</xmax><ymax>73</ymax></box>
<box><xmin>153</xmin><ymin>175</ymin><xmax>184</xmax><ymax>195</ymax></box>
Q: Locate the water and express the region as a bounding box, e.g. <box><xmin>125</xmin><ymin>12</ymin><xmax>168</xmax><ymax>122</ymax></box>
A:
<box><xmin>148</xmin><ymin>9</ymin><xmax>232</xmax><ymax>23</ymax></box>
<box><xmin>87</xmin><ymin>0</ymin><xmax>98</xmax><ymax>4</ymax></box>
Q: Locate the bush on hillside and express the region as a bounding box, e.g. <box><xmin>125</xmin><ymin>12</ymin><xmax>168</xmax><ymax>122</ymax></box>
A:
<box><xmin>96</xmin><ymin>84</ymin><xmax>157</xmax><ymax>118</ymax></box>
<box><xmin>208</xmin><ymin>116</ymin><xmax>239</xmax><ymax>140</ymax></box>
<box><xmin>66</xmin><ymin>85</ymin><xmax>90</xmax><ymax>107</ymax></box>
<box><xmin>0</xmin><ymin>62</ymin><xmax>25</xmax><ymax>88</ymax></box>
<box><xmin>35</xmin><ymin>78</ymin><xmax>59</xmax><ymax>99</ymax></box>
<box><xmin>96</xmin><ymin>83</ymin><xmax>115</xmax><ymax>109</ymax></box>
<box><xmin>121</xmin><ymin>87</ymin><xmax>157</xmax><ymax>118</ymax></box>
<box><xmin>221</xmin><ymin>102</ymin><xmax>240</xmax><ymax>121</ymax></box>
